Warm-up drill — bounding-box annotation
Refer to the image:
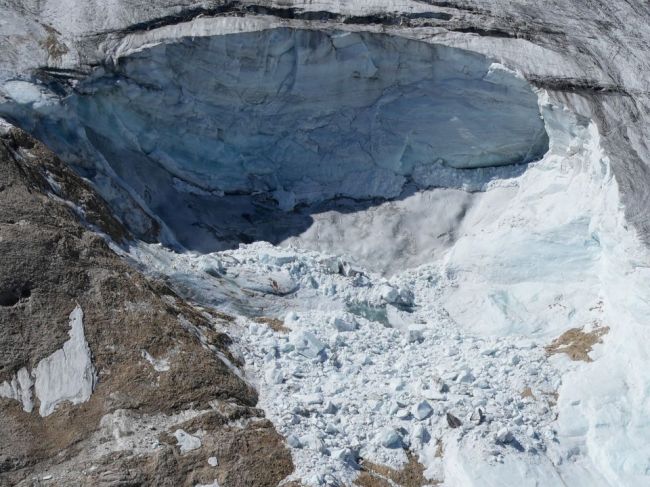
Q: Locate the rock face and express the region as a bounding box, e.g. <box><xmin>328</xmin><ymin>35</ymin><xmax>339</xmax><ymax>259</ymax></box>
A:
<box><xmin>0</xmin><ymin>128</ymin><xmax>292</xmax><ymax>485</ymax></box>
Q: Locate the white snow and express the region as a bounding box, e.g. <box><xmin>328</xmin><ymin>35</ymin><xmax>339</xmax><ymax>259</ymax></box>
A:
<box><xmin>0</xmin><ymin>305</ymin><xmax>95</xmax><ymax>417</ymax></box>
<box><xmin>0</xmin><ymin>367</ymin><xmax>34</xmax><ymax>412</ymax></box>
<box><xmin>173</xmin><ymin>429</ymin><xmax>202</xmax><ymax>453</ymax></box>
<box><xmin>34</xmin><ymin>305</ymin><xmax>96</xmax><ymax>417</ymax></box>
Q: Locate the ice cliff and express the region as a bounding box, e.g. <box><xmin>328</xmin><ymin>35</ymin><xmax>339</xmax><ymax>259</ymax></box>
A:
<box><xmin>0</xmin><ymin>29</ymin><xmax>547</xmax><ymax>250</ymax></box>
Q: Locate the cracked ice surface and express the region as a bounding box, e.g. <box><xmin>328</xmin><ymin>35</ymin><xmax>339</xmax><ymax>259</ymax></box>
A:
<box><xmin>126</xmin><ymin>97</ymin><xmax>650</xmax><ymax>485</ymax></box>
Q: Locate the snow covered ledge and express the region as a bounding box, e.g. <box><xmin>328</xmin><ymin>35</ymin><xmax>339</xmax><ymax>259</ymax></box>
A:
<box><xmin>0</xmin><ymin>28</ymin><xmax>548</xmax><ymax>250</ymax></box>
<box><xmin>0</xmin><ymin>305</ymin><xmax>96</xmax><ymax>416</ymax></box>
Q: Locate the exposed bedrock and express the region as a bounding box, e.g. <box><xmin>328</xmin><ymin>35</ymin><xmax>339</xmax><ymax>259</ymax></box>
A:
<box><xmin>0</xmin><ymin>28</ymin><xmax>548</xmax><ymax>250</ymax></box>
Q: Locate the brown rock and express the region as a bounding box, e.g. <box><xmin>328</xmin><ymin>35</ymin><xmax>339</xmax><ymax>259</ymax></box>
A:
<box><xmin>0</xmin><ymin>128</ymin><xmax>293</xmax><ymax>485</ymax></box>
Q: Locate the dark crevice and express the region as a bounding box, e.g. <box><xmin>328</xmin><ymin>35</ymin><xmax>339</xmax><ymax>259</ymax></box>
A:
<box><xmin>412</xmin><ymin>0</ymin><xmax>482</xmax><ymax>13</ymax></box>
<box><xmin>528</xmin><ymin>76</ymin><xmax>629</xmax><ymax>95</ymax></box>
<box><xmin>0</xmin><ymin>283</ymin><xmax>32</xmax><ymax>307</ymax></box>
<box><xmin>102</xmin><ymin>1</ymin><xmax>452</xmax><ymax>36</ymax></box>
<box><xmin>447</xmin><ymin>26</ymin><xmax>517</xmax><ymax>39</ymax></box>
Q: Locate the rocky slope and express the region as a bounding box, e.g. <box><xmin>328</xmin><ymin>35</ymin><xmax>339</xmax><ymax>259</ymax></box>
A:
<box><xmin>0</xmin><ymin>127</ymin><xmax>292</xmax><ymax>485</ymax></box>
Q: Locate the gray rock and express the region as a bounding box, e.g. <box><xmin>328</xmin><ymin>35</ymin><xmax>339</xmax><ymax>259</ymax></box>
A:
<box><xmin>447</xmin><ymin>412</ymin><xmax>463</xmax><ymax>429</ymax></box>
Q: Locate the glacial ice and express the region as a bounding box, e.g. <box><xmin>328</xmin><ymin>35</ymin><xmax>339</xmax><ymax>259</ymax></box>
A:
<box><xmin>2</xmin><ymin>23</ymin><xmax>647</xmax><ymax>487</ymax></box>
<box><xmin>121</xmin><ymin>91</ymin><xmax>650</xmax><ymax>487</ymax></box>
<box><xmin>0</xmin><ymin>28</ymin><xmax>548</xmax><ymax>251</ymax></box>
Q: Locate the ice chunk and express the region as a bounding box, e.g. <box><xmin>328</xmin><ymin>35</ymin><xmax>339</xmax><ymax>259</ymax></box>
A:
<box><xmin>407</xmin><ymin>325</ymin><xmax>425</xmax><ymax>343</ymax></box>
<box><xmin>379</xmin><ymin>428</ymin><xmax>403</xmax><ymax>449</ymax></box>
<box><xmin>413</xmin><ymin>400</ymin><xmax>433</xmax><ymax>420</ymax></box>
<box><xmin>287</xmin><ymin>434</ymin><xmax>302</xmax><ymax>448</ymax></box>
<box><xmin>265</xmin><ymin>368</ymin><xmax>284</xmax><ymax>385</ymax></box>
<box><xmin>291</xmin><ymin>331</ymin><xmax>326</xmax><ymax>360</ymax></box>
<box><xmin>330</xmin><ymin>314</ymin><xmax>359</xmax><ymax>332</ymax></box>
<box><xmin>495</xmin><ymin>428</ymin><xmax>513</xmax><ymax>444</ymax></box>
<box><xmin>378</xmin><ymin>284</ymin><xmax>399</xmax><ymax>304</ymax></box>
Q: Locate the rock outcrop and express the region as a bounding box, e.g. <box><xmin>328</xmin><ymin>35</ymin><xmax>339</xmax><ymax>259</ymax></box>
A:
<box><xmin>0</xmin><ymin>127</ymin><xmax>292</xmax><ymax>485</ymax></box>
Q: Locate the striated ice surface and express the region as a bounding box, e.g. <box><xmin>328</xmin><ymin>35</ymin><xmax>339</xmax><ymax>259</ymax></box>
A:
<box><xmin>0</xmin><ymin>29</ymin><xmax>548</xmax><ymax>251</ymax></box>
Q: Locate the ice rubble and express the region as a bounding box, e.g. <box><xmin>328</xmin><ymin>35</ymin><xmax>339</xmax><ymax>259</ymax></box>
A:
<box><xmin>0</xmin><ymin>305</ymin><xmax>96</xmax><ymax>416</ymax></box>
<box><xmin>123</xmin><ymin>92</ymin><xmax>650</xmax><ymax>485</ymax></box>
<box><xmin>0</xmin><ymin>29</ymin><xmax>547</xmax><ymax>251</ymax></box>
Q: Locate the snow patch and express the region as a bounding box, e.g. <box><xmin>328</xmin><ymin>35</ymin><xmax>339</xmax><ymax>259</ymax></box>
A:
<box><xmin>0</xmin><ymin>367</ymin><xmax>34</xmax><ymax>412</ymax></box>
<box><xmin>174</xmin><ymin>429</ymin><xmax>202</xmax><ymax>453</ymax></box>
<box><xmin>34</xmin><ymin>305</ymin><xmax>96</xmax><ymax>417</ymax></box>
<box><xmin>141</xmin><ymin>350</ymin><xmax>171</xmax><ymax>372</ymax></box>
<box><xmin>0</xmin><ymin>305</ymin><xmax>95</xmax><ymax>417</ymax></box>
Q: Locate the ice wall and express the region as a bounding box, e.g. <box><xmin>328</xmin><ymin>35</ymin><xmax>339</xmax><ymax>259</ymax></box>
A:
<box><xmin>0</xmin><ymin>29</ymin><xmax>547</xmax><ymax>248</ymax></box>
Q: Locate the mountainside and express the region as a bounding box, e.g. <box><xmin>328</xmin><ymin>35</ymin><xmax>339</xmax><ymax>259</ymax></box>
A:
<box><xmin>1</xmin><ymin>1</ymin><xmax>650</xmax><ymax>486</ymax></box>
<box><xmin>0</xmin><ymin>126</ymin><xmax>293</xmax><ymax>485</ymax></box>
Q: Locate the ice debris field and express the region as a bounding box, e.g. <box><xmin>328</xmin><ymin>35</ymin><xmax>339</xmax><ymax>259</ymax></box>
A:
<box><xmin>125</xmin><ymin>94</ymin><xmax>650</xmax><ymax>486</ymax></box>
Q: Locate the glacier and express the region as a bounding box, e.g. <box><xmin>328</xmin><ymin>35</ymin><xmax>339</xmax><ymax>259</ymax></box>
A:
<box><xmin>0</xmin><ymin>29</ymin><xmax>547</xmax><ymax>251</ymax></box>
<box><xmin>1</xmin><ymin>1</ymin><xmax>650</xmax><ymax>486</ymax></box>
<box><xmin>124</xmin><ymin>91</ymin><xmax>650</xmax><ymax>486</ymax></box>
